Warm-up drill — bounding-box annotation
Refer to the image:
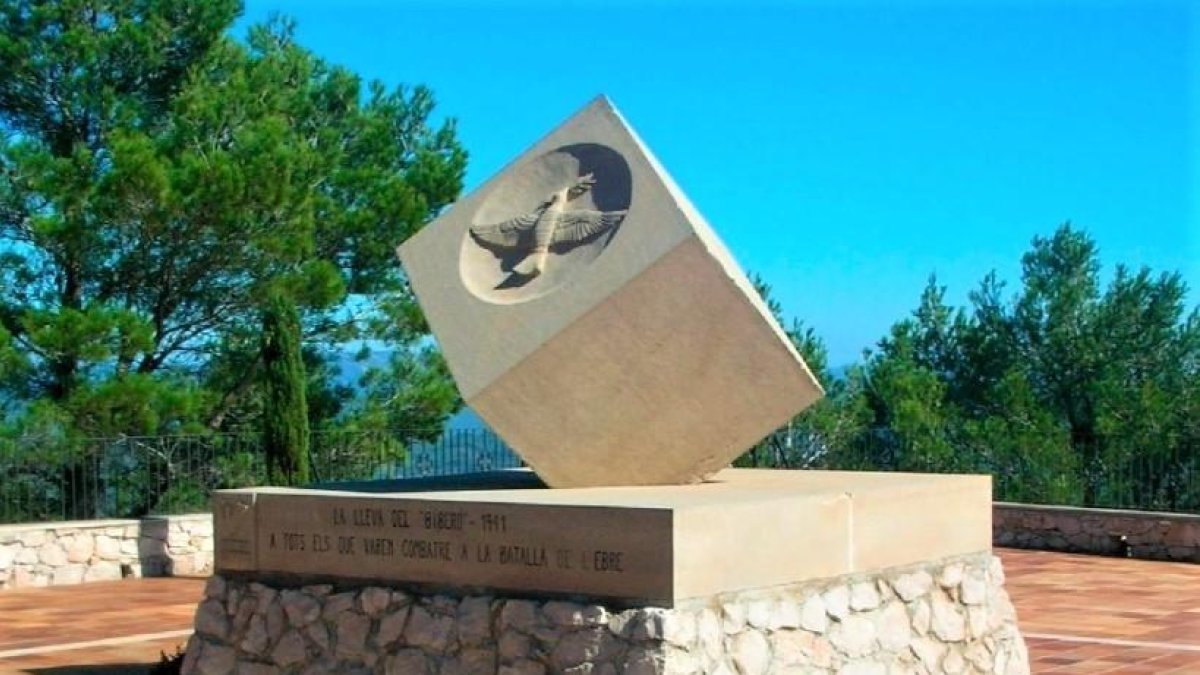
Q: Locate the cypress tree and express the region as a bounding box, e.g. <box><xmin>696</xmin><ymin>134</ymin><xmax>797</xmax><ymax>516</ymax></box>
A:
<box><xmin>261</xmin><ymin>292</ymin><xmax>310</xmax><ymax>486</ymax></box>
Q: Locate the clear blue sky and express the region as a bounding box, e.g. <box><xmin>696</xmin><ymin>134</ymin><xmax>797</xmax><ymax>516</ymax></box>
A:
<box><xmin>242</xmin><ymin>0</ymin><xmax>1197</xmax><ymax>366</ymax></box>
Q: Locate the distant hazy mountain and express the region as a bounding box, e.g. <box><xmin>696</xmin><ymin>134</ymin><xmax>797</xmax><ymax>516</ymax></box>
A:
<box><xmin>334</xmin><ymin>349</ymin><xmax>393</xmax><ymax>386</ymax></box>
<box><xmin>333</xmin><ymin>350</ymin><xmax>492</xmax><ymax>432</ymax></box>
<box><xmin>445</xmin><ymin>406</ymin><xmax>489</xmax><ymax>431</ymax></box>
<box><xmin>829</xmin><ymin>363</ymin><xmax>851</xmax><ymax>381</ymax></box>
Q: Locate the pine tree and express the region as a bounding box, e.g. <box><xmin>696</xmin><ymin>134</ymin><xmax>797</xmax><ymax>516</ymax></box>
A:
<box><xmin>0</xmin><ymin>3</ymin><xmax>465</xmax><ymax>438</ymax></box>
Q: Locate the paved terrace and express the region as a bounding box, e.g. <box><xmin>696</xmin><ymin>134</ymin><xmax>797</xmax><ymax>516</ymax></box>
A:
<box><xmin>0</xmin><ymin>549</ymin><xmax>1197</xmax><ymax>674</ymax></box>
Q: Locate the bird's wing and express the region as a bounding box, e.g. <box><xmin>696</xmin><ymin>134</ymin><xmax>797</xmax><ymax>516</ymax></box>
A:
<box><xmin>552</xmin><ymin>210</ymin><xmax>626</xmax><ymax>246</ymax></box>
<box><xmin>469</xmin><ymin>212</ymin><xmax>540</xmax><ymax>250</ymax></box>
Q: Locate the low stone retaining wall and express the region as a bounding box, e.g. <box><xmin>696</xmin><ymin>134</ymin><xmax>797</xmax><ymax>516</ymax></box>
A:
<box><xmin>994</xmin><ymin>503</ymin><xmax>1200</xmax><ymax>562</ymax></box>
<box><xmin>0</xmin><ymin>513</ymin><xmax>213</xmax><ymax>589</ymax></box>
<box><xmin>182</xmin><ymin>551</ymin><xmax>1028</xmax><ymax>674</ymax></box>
<box><xmin>7</xmin><ymin>501</ymin><xmax>1195</xmax><ymax>593</ymax></box>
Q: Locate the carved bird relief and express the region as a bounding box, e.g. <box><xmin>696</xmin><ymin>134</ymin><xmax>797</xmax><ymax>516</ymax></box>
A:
<box><xmin>469</xmin><ymin>173</ymin><xmax>627</xmax><ymax>279</ymax></box>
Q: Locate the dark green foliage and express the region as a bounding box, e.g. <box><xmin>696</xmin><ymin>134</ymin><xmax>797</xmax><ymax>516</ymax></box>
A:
<box><xmin>743</xmin><ymin>274</ymin><xmax>872</xmax><ymax>468</ymax></box>
<box><xmin>0</xmin><ymin>0</ymin><xmax>241</xmax><ymax>405</ymax></box>
<box><xmin>349</xmin><ymin>347</ymin><xmax>459</xmax><ymax>439</ymax></box>
<box><xmin>0</xmin><ymin>1</ymin><xmax>465</xmax><ymax>444</ymax></box>
<box><xmin>0</xmin><ymin>1</ymin><xmax>465</xmax><ymax>516</ymax></box>
<box><xmin>261</xmin><ymin>292</ymin><xmax>309</xmax><ymax>485</ymax></box>
<box><xmin>752</xmin><ymin>225</ymin><xmax>1199</xmax><ymax>511</ymax></box>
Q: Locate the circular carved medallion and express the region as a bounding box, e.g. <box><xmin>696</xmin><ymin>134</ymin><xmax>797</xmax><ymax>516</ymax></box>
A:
<box><xmin>459</xmin><ymin>143</ymin><xmax>632</xmax><ymax>304</ymax></box>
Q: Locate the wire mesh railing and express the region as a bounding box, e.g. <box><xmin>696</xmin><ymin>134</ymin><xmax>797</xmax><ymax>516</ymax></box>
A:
<box><xmin>3</xmin><ymin>425</ymin><xmax>1196</xmax><ymax>524</ymax></box>
<box><xmin>0</xmin><ymin>429</ymin><xmax>522</xmax><ymax>524</ymax></box>
<box><xmin>738</xmin><ymin>427</ymin><xmax>1200</xmax><ymax>514</ymax></box>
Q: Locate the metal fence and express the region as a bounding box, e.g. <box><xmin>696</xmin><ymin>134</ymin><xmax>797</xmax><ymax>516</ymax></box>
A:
<box><xmin>0</xmin><ymin>429</ymin><xmax>522</xmax><ymax>524</ymax></box>
<box><xmin>3</xmin><ymin>426</ymin><xmax>1197</xmax><ymax>524</ymax></box>
<box><xmin>738</xmin><ymin>427</ymin><xmax>1200</xmax><ymax>514</ymax></box>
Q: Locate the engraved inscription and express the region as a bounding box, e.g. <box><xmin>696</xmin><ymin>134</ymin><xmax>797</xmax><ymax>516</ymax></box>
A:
<box><xmin>251</xmin><ymin>494</ymin><xmax>671</xmax><ymax>601</ymax></box>
<box><xmin>213</xmin><ymin>492</ymin><xmax>257</xmax><ymax>571</ymax></box>
<box><xmin>271</xmin><ymin>508</ymin><xmax>606</xmax><ymax>572</ymax></box>
<box><xmin>219</xmin><ymin>538</ymin><xmax>251</xmax><ymax>555</ymax></box>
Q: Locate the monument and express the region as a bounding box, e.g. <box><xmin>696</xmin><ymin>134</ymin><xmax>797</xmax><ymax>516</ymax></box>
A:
<box><xmin>185</xmin><ymin>97</ymin><xmax>1029</xmax><ymax>674</ymax></box>
<box><xmin>399</xmin><ymin>97</ymin><xmax>824</xmax><ymax>488</ymax></box>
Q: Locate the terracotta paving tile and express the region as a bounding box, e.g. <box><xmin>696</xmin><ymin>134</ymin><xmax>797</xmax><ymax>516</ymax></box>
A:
<box><xmin>0</xmin><ymin>548</ymin><xmax>1198</xmax><ymax>673</ymax></box>
<box><xmin>0</xmin><ymin>577</ymin><xmax>201</xmax><ymax>673</ymax></box>
<box><xmin>0</xmin><ymin>578</ymin><xmax>204</xmax><ymax>654</ymax></box>
<box><xmin>0</xmin><ymin>635</ymin><xmax>185</xmax><ymax>674</ymax></box>
<box><xmin>1005</xmin><ymin>548</ymin><xmax>1200</xmax><ymax>674</ymax></box>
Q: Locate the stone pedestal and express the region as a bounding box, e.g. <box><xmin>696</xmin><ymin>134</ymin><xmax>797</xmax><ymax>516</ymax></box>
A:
<box><xmin>185</xmin><ymin>470</ymin><xmax>1030</xmax><ymax>674</ymax></box>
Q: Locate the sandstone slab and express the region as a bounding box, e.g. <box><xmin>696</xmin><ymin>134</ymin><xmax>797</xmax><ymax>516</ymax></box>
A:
<box><xmin>213</xmin><ymin>469</ymin><xmax>990</xmax><ymax>605</ymax></box>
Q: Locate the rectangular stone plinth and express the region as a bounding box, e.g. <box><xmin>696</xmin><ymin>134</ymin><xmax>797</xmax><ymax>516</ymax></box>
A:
<box><xmin>213</xmin><ymin>469</ymin><xmax>991</xmax><ymax>605</ymax></box>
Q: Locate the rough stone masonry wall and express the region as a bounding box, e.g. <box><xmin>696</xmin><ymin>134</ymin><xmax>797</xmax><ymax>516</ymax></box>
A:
<box><xmin>0</xmin><ymin>513</ymin><xmax>213</xmax><ymax>589</ymax></box>
<box><xmin>994</xmin><ymin>503</ymin><xmax>1200</xmax><ymax>563</ymax></box>
<box><xmin>182</xmin><ymin>551</ymin><xmax>1028</xmax><ymax>675</ymax></box>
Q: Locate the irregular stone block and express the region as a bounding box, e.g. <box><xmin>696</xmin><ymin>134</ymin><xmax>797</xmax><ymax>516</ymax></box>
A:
<box><xmin>875</xmin><ymin>601</ymin><xmax>912</xmax><ymax>652</ymax></box>
<box><xmin>931</xmin><ymin>592</ymin><xmax>966</xmax><ymax>643</ymax></box>
<box><xmin>498</xmin><ymin>630</ymin><xmax>532</xmax><ymax>663</ymax></box>
<box><xmin>65</xmin><ymin>534</ymin><xmax>95</xmax><ymax>563</ymax></box>
<box><xmin>52</xmin><ymin>564</ymin><xmax>85</xmax><ymax>585</ymax></box>
<box><xmin>500</xmin><ymin>600</ymin><xmax>540</xmax><ymax>634</ymax></box>
<box><xmin>405</xmin><ymin>604</ymin><xmax>457</xmax><ymax>654</ymax></box>
<box><xmin>239</xmin><ymin>615</ymin><xmax>270</xmax><ymax>657</ymax></box>
<box><xmin>376</xmin><ymin>605</ymin><xmax>411</xmax><ymax>648</ymax></box>
<box><xmin>386</xmin><ymin>650</ymin><xmax>430</xmax><ymax>675</ymax></box>
<box><xmin>830</xmin><ymin>615</ymin><xmax>877</xmax><ymax>658</ymax></box>
<box><xmin>457</xmin><ymin>596</ymin><xmax>494</xmax><ymax>645</ymax></box>
<box><xmin>550</xmin><ymin>627</ymin><xmax>616</xmax><ymax>671</ymax></box>
<box><xmin>360</xmin><ymin>586</ymin><xmax>391</xmax><ymax>617</ymax></box>
<box><xmin>196</xmin><ymin>642</ymin><xmax>235</xmax><ymax>675</ymax></box>
<box><xmin>94</xmin><ymin>535</ymin><xmax>122</xmax><ymax>561</ymax></box>
<box><xmin>18</xmin><ymin>531</ymin><xmax>47</xmax><ymax>547</ymax></box>
<box><xmin>730</xmin><ymin>631</ymin><xmax>770</xmax><ymax>675</ymax></box>
<box><xmin>822</xmin><ymin>585</ymin><xmax>849</xmax><ymax>620</ymax></box>
<box><xmin>768</xmin><ymin>599</ymin><xmax>802</xmax><ymax>631</ymax></box>
<box><xmin>890</xmin><ymin>570</ymin><xmax>932</xmax><ymax>602</ymax></box>
<box><xmin>801</xmin><ymin>594</ymin><xmax>828</xmax><ymax>634</ymax></box>
<box><xmin>38</xmin><ymin>541</ymin><xmax>68</xmax><ymax>566</ymax></box>
<box><xmin>850</xmin><ymin>581</ymin><xmax>881</xmax><ymax>611</ymax></box>
<box><xmin>304</xmin><ymin>622</ymin><xmax>330</xmax><ymax>653</ymax></box>
<box><xmin>195</xmin><ymin>599</ymin><xmax>231</xmax><ymax>641</ymax></box>
<box><xmin>281</xmin><ymin>589</ymin><xmax>319</xmax><ymax>627</ymax></box>
<box><xmin>452</xmin><ymin>648</ymin><xmax>498</xmax><ymax>675</ymax></box>
<box><xmin>269</xmin><ymin>630</ymin><xmax>306</xmax><ymax>669</ymax></box>
<box><xmin>83</xmin><ymin>561</ymin><xmax>122</xmax><ymax>582</ymax></box>
<box><xmin>499</xmin><ymin>659</ymin><xmax>546</xmax><ymax>675</ymax></box>
<box><xmin>335</xmin><ymin>612</ymin><xmax>371</xmax><ymax>661</ymax></box>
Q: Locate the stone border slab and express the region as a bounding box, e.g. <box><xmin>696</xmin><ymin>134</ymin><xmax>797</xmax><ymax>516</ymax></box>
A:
<box><xmin>994</xmin><ymin>502</ymin><xmax>1200</xmax><ymax>562</ymax></box>
<box><xmin>0</xmin><ymin>513</ymin><xmax>213</xmax><ymax>590</ymax></box>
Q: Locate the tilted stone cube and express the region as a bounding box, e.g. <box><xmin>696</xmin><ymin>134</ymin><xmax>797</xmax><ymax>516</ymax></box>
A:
<box><xmin>398</xmin><ymin>96</ymin><xmax>822</xmax><ymax>487</ymax></box>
